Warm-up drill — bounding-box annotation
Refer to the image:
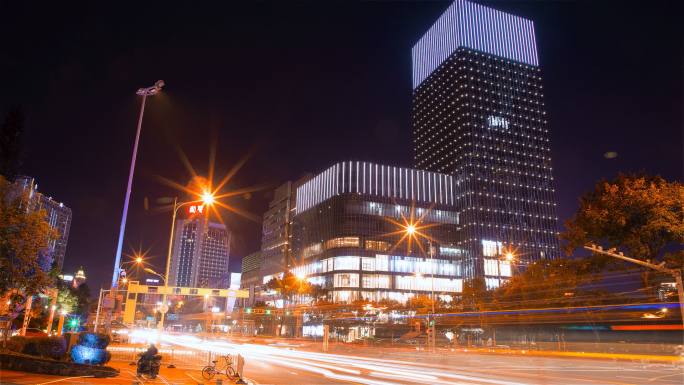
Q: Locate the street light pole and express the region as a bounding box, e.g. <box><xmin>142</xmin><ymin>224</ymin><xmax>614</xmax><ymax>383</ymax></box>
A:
<box><xmin>584</xmin><ymin>244</ymin><xmax>684</xmax><ymax>328</ymax></box>
<box><xmin>428</xmin><ymin>240</ymin><xmax>435</xmax><ymax>352</ymax></box>
<box><xmin>111</xmin><ymin>80</ymin><xmax>165</xmax><ymax>290</ymax></box>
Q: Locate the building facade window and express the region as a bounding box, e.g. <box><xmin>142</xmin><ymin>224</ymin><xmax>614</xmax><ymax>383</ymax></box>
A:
<box><xmin>334</xmin><ymin>273</ymin><xmax>359</xmax><ymax>288</ymax></box>
<box><xmin>324</xmin><ymin>237</ymin><xmax>360</xmax><ymax>249</ymax></box>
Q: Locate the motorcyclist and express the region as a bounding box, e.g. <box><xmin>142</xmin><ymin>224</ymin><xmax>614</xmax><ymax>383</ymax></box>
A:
<box><xmin>138</xmin><ymin>343</ymin><xmax>159</xmax><ymax>371</ymax></box>
<box><xmin>143</xmin><ymin>343</ymin><xmax>158</xmax><ymax>359</ymax></box>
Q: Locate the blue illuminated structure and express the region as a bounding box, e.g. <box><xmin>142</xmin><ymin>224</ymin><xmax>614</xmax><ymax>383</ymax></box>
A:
<box><xmin>412</xmin><ymin>0</ymin><xmax>538</xmax><ymax>88</ymax></box>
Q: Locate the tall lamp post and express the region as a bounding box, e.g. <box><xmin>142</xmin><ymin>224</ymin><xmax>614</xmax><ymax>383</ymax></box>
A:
<box><xmin>111</xmin><ymin>80</ymin><xmax>164</xmax><ymax>290</ymax></box>
<box><xmin>157</xmin><ymin>193</ymin><xmax>215</xmax><ymax>331</ymax></box>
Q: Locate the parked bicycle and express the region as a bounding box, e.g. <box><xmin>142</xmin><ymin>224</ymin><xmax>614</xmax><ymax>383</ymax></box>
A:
<box><xmin>201</xmin><ymin>354</ymin><xmax>238</xmax><ymax>380</ymax></box>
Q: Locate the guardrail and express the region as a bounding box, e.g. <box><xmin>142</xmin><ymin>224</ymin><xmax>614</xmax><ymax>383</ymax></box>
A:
<box><xmin>108</xmin><ymin>345</ymin><xmax>216</xmax><ymax>368</ymax></box>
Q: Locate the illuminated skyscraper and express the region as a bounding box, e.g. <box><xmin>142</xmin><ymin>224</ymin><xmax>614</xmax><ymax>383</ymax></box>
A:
<box><xmin>412</xmin><ymin>0</ymin><xmax>559</xmax><ymax>288</ymax></box>
<box><xmin>168</xmin><ymin>218</ymin><xmax>231</xmax><ymax>288</ymax></box>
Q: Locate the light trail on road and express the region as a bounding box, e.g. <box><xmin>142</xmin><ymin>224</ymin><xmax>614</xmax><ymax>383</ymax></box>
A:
<box><xmin>157</xmin><ymin>333</ymin><xmax>540</xmax><ymax>385</ymax></box>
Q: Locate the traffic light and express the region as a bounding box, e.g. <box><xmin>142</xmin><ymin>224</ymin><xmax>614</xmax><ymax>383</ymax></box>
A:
<box><xmin>429</xmin><ymin>319</ymin><xmax>435</xmax><ymax>327</ymax></box>
<box><xmin>265</xmin><ymin>309</ymin><xmax>271</xmax><ymax>315</ymax></box>
<box><xmin>245</xmin><ymin>307</ymin><xmax>252</xmax><ymax>314</ymax></box>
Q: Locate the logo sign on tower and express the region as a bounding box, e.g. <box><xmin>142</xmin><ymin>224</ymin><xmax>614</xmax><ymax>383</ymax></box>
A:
<box><xmin>487</xmin><ymin>116</ymin><xmax>510</xmax><ymax>129</ymax></box>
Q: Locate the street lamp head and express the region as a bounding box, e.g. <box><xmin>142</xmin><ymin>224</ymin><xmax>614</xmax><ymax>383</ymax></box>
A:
<box><xmin>201</xmin><ymin>191</ymin><xmax>215</xmax><ymax>206</ymax></box>
<box><xmin>135</xmin><ymin>256</ymin><xmax>143</xmax><ymax>264</ymax></box>
<box><xmin>505</xmin><ymin>252</ymin><xmax>515</xmax><ymax>261</ymax></box>
<box><xmin>144</xmin><ymin>267</ymin><xmax>156</xmax><ymax>274</ymax></box>
<box><xmin>136</xmin><ymin>80</ymin><xmax>165</xmax><ymax>96</ymax></box>
<box><xmin>406</xmin><ymin>224</ymin><xmax>416</xmax><ymax>235</ymax></box>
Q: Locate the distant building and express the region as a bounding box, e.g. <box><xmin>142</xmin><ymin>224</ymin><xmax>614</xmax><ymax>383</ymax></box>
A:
<box><xmin>411</xmin><ymin>0</ymin><xmax>560</xmax><ymax>286</ymax></box>
<box><xmin>259</xmin><ymin>176</ymin><xmax>311</xmax><ymax>279</ymax></box>
<box><xmin>168</xmin><ymin>218</ymin><xmax>231</xmax><ymax>288</ymax></box>
<box><xmin>13</xmin><ymin>176</ymin><xmax>72</xmax><ymax>271</ymax></box>
<box><xmin>291</xmin><ymin>161</ymin><xmax>470</xmax><ymax>303</ymax></box>
<box><xmin>241</xmin><ymin>251</ymin><xmax>263</xmax><ymax>292</ymax></box>
<box><xmin>72</xmin><ymin>267</ymin><xmax>86</xmax><ymax>288</ymax></box>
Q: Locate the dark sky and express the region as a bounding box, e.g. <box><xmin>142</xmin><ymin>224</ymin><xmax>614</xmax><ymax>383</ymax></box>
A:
<box><xmin>2</xmin><ymin>1</ymin><xmax>682</xmax><ymax>292</ymax></box>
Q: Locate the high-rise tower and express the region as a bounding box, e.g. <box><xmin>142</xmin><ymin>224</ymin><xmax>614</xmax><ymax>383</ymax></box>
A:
<box><xmin>168</xmin><ymin>218</ymin><xmax>231</xmax><ymax>288</ymax></box>
<box><xmin>412</xmin><ymin>0</ymin><xmax>559</xmax><ymax>288</ymax></box>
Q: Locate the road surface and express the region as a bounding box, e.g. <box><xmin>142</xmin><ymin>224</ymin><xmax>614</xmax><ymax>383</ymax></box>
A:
<box><xmin>2</xmin><ymin>337</ymin><xmax>682</xmax><ymax>384</ymax></box>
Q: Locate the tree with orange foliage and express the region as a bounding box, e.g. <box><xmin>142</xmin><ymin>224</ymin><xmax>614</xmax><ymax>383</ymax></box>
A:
<box><xmin>562</xmin><ymin>174</ymin><xmax>684</xmax><ymax>298</ymax></box>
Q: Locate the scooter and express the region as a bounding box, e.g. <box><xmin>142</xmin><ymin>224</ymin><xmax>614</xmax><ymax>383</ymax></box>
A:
<box><xmin>136</xmin><ymin>354</ymin><xmax>162</xmax><ymax>379</ymax></box>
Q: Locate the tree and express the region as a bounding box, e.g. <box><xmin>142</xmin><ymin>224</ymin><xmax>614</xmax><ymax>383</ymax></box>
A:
<box><xmin>563</xmin><ymin>174</ymin><xmax>683</xmax><ymax>263</ymax></box>
<box><xmin>73</xmin><ymin>283</ymin><xmax>92</xmax><ymax>317</ymax></box>
<box><xmin>562</xmin><ymin>174</ymin><xmax>684</xmax><ymax>297</ymax></box>
<box><xmin>0</xmin><ymin>107</ymin><xmax>25</xmax><ymax>180</ymax></box>
<box><xmin>0</xmin><ymin>176</ymin><xmax>58</xmax><ymax>297</ymax></box>
<box><xmin>405</xmin><ymin>294</ymin><xmax>436</xmax><ymax>313</ymax></box>
<box><xmin>493</xmin><ymin>258</ymin><xmax>611</xmax><ymax>309</ymax></box>
<box><xmin>266</xmin><ymin>271</ymin><xmax>313</xmax><ymax>306</ymax></box>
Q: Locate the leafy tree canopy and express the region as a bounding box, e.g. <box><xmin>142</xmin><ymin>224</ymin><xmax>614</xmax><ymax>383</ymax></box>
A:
<box><xmin>0</xmin><ymin>176</ymin><xmax>58</xmax><ymax>296</ymax></box>
<box><xmin>562</xmin><ymin>174</ymin><xmax>683</xmax><ymax>268</ymax></box>
<box><xmin>266</xmin><ymin>271</ymin><xmax>313</xmax><ymax>305</ymax></box>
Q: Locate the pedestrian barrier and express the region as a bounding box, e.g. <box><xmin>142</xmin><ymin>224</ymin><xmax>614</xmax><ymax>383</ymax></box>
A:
<box><xmin>108</xmin><ymin>345</ymin><xmax>213</xmax><ymax>369</ymax></box>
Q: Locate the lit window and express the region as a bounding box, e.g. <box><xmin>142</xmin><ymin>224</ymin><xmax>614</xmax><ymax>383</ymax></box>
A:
<box><xmin>334</xmin><ymin>256</ymin><xmax>360</xmax><ymax>271</ymax></box>
<box><xmin>484</xmin><ymin>259</ymin><xmax>499</xmax><ymax>276</ymax></box>
<box><xmin>482</xmin><ymin>239</ymin><xmax>502</xmax><ymax>257</ymax></box>
<box><xmin>365</xmin><ymin>240</ymin><xmax>390</xmax><ymax>252</ymax></box>
<box><xmin>499</xmin><ymin>260</ymin><xmax>512</xmax><ymax>277</ymax></box>
<box><xmin>334</xmin><ymin>273</ymin><xmax>359</xmax><ymax>288</ymax></box>
<box><xmin>302</xmin><ymin>243</ymin><xmax>322</xmax><ymax>259</ymax></box>
<box><xmin>361</xmin><ymin>258</ymin><xmax>375</xmax><ymax>271</ymax></box>
<box><xmin>325</xmin><ymin>237</ymin><xmax>360</xmax><ymax>249</ymax></box>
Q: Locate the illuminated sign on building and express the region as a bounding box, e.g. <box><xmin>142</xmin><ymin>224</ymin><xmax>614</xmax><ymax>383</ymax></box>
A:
<box><xmin>188</xmin><ymin>205</ymin><xmax>204</xmax><ymax>214</ymax></box>
<box><xmin>487</xmin><ymin>116</ymin><xmax>509</xmax><ymax>129</ymax></box>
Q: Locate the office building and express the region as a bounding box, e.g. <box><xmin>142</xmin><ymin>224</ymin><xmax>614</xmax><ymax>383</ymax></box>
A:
<box><xmin>259</xmin><ymin>176</ymin><xmax>311</xmax><ymax>279</ymax></box>
<box><xmin>290</xmin><ymin>161</ymin><xmax>491</xmax><ymax>303</ymax></box>
<box><xmin>13</xmin><ymin>176</ymin><xmax>72</xmax><ymax>271</ymax></box>
<box><xmin>412</xmin><ymin>0</ymin><xmax>560</xmax><ymax>287</ymax></box>
<box><xmin>168</xmin><ymin>218</ymin><xmax>231</xmax><ymax>288</ymax></box>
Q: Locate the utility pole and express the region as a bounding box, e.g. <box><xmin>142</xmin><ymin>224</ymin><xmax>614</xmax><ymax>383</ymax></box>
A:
<box><xmin>584</xmin><ymin>244</ymin><xmax>684</xmax><ymax>328</ymax></box>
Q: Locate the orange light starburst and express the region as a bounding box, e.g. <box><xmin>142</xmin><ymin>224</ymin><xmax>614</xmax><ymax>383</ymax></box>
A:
<box><xmin>383</xmin><ymin>204</ymin><xmax>439</xmax><ymax>256</ymax></box>
<box><xmin>155</xmin><ymin>142</ymin><xmax>265</xmax><ymax>226</ymax></box>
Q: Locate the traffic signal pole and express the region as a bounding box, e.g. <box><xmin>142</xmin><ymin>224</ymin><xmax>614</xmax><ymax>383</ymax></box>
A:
<box><xmin>584</xmin><ymin>244</ymin><xmax>684</xmax><ymax>328</ymax></box>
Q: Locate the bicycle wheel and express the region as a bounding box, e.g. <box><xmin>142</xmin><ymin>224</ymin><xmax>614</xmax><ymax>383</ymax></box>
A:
<box><xmin>201</xmin><ymin>366</ymin><xmax>216</xmax><ymax>380</ymax></box>
<box><xmin>226</xmin><ymin>366</ymin><xmax>238</xmax><ymax>378</ymax></box>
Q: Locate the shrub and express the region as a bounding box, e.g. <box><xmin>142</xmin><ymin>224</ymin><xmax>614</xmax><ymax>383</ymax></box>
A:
<box><xmin>7</xmin><ymin>336</ymin><xmax>66</xmax><ymax>359</ymax></box>
<box><xmin>70</xmin><ymin>344</ymin><xmax>111</xmax><ymax>365</ymax></box>
<box><xmin>77</xmin><ymin>333</ymin><xmax>109</xmax><ymax>349</ymax></box>
<box><xmin>36</xmin><ymin>337</ymin><xmax>67</xmax><ymax>359</ymax></box>
<box><xmin>6</xmin><ymin>336</ymin><xmax>26</xmax><ymax>353</ymax></box>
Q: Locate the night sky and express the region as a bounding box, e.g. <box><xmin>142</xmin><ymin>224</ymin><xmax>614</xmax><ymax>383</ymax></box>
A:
<box><xmin>1</xmin><ymin>1</ymin><xmax>681</xmax><ymax>291</ymax></box>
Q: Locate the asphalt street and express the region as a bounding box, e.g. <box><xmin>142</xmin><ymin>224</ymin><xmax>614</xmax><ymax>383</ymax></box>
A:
<box><xmin>1</xmin><ymin>340</ymin><xmax>682</xmax><ymax>385</ymax></box>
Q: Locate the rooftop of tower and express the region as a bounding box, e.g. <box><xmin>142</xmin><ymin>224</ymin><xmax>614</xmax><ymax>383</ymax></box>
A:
<box><xmin>412</xmin><ymin>0</ymin><xmax>539</xmax><ymax>89</ymax></box>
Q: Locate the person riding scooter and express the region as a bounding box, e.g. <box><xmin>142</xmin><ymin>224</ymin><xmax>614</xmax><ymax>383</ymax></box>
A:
<box><xmin>137</xmin><ymin>343</ymin><xmax>161</xmax><ymax>378</ymax></box>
